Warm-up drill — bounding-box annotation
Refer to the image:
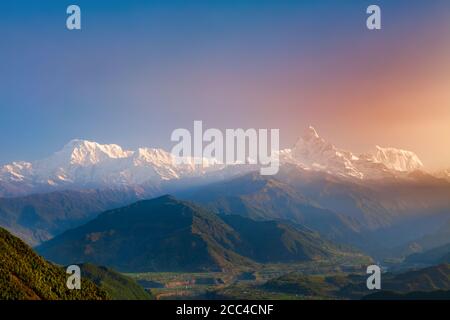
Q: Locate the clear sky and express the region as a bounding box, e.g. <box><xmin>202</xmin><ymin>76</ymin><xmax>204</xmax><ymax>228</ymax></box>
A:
<box><xmin>1</xmin><ymin>0</ymin><xmax>449</xmax><ymax>170</ymax></box>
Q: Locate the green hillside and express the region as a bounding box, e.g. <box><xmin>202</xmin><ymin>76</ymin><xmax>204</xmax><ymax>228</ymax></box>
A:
<box><xmin>405</xmin><ymin>243</ymin><xmax>450</xmax><ymax>265</ymax></box>
<box><xmin>0</xmin><ymin>227</ymin><xmax>108</xmax><ymax>300</ymax></box>
<box><xmin>191</xmin><ymin>169</ymin><xmax>450</xmax><ymax>255</ymax></box>
<box><xmin>401</xmin><ymin>219</ymin><xmax>450</xmax><ymax>257</ymax></box>
<box><xmin>222</xmin><ymin>215</ymin><xmax>342</xmax><ymax>262</ymax></box>
<box><xmin>181</xmin><ymin>173</ymin><xmax>381</xmax><ymax>255</ymax></box>
<box><xmin>259</xmin><ymin>264</ymin><xmax>450</xmax><ymax>299</ymax></box>
<box><xmin>79</xmin><ymin>264</ymin><xmax>152</xmax><ymax>300</ymax></box>
<box><xmin>37</xmin><ymin>195</ymin><xmax>350</xmax><ymax>272</ymax></box>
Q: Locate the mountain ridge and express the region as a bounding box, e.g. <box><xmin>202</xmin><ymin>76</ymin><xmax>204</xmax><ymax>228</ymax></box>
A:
<box><xmin>0</xmin><ymin>127</ymin><xmax>434</xmax><ymax>197</ymax></box>
<box><xmin>36</xmin><ymin>195</ymin><xmax>355</xmax><ymax>272</ymax></box>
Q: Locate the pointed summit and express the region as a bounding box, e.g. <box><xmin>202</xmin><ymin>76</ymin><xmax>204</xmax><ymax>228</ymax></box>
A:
<box><xmin>290</xmin><ymin>126</ymin><xmax>362</xmax><ymax>178</ymax></box>
<box><xmin>302</xmin><ymin>126</ymin><xmax>320</xmax><ymax>140</ymax></box>
<box><xmin>291</xmin><ymin>126</ymin><xmax>324</xmax><ymax>154</ymax></box>
<box><xmin>287</xmin><ymin>126</ymin><xmax>426</xmax><ymax>178</ymax></box>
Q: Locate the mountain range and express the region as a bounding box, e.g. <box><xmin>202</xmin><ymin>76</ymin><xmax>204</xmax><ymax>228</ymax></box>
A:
<box><xmin>0</xmin><ymin>188</ymin><xmax>141</xmax><ymax>245</ymax></box>
<box><xmin>0</xmin><ymin>126</ymin><xmax>436</xmax><ymax>197</ymax></box>
<box><xmin>36</xmin><ymin>195</ymin><xmax>359</xmax><ymax>272</ymax></box>
<box><xmin>2</xmin><ymin>163</ymin><xmax>449</xmax><ymax>257</ymax></box>
<box><xmin>404</xmin><ymin>243</ymin><xmax>450</xmax><ymax>266</ymax></box>
<box><xmin>1</xmin><ymin>126</ymin><xmax>450</xmax><ymax>300</ymax></box>
<box><xmin>180</xmin><ymin>170</ymin><xmax>450</xmax><ymax>256</ymax></box>
<box><xmin>283</xmin><ymin>126</ymin><xmax>424</xmax><ymax>179</ymax></box>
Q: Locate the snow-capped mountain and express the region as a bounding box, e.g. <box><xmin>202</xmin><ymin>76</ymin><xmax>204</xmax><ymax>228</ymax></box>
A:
<box><xmin>0</xmin><ymin>139</ymin><xmax>227</xmax><ymax>190</ymax></box>
<box><xmin>281</xmin><ymin>126</ymin><xmax>424</xmax><ymax>179</ymax></box>
<box><xmin>367</xmin><ymin>146</ymin><xmax>423</xmax><ymax>172</ymax></box>
<box><xmin>434</xmin><ymin>169</ymin><xmax>450</xmax><ymax>182</ymax></box>
<box><xmin>287</xmin><ymin>126</ymin><xmax>363</xmax><ymax>178</ymax></box>
<box><xmin>0</xmin><ymin>126</ymin><xmax>431</xmax><ymax>197</ymax></box>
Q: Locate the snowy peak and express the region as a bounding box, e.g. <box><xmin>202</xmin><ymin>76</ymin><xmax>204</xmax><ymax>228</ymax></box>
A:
<box><xmin>302</xmin><ymin>126</ymin><xmax>320</xmax><ymax>140</ymax></box>
<box><xmin>58</xmin><ymin>139</ymin><xmax>132</xmax><ymax>166</ymax></box>
<box><xmin>0</xmin><ymin>138</ymin><xmax>228</xmax><ymax>192</ymax></box>
<box><xmin>0</xmin><ymin>128</ymin><xmax>436</xmax><ymax>197</ymax></box>
<box><xmin>292</xmin><ymin>126</ymin><xmax>335</xmax><ymax>161</ymax></box>
<box><xmin>369</xmin><ymin>145</ymin><xmax>424</xmax><ymax>172</ymax></box>
<box><xmin>434</xmin><ymin>169</ymin><xmax>450</xmax><ymax>181</ymax></box>
<box><xmin>288</xmin><ymin>126</ymin><xmax>425</xmax><ymax>179</ymax></box>
<box><xmin>0</xmin><ymin>161</ymin><xmax>32</xmax><ymax>182</ymax></box>
<box><xmin>134</xmin><ymin>147</ymin><xmax>173</xmax><ymax>164</ymax></box>
<box><xmin>290</xmin><ymin>126</ymin><xmax>361</xmax><ymax>178</ymax></box>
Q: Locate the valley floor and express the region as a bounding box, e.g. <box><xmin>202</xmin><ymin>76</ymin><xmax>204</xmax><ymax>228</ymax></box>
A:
<box><xmin>126</xmin><ymin>255</ymin><xmax>373</xmax><ymax>300</ymax></box>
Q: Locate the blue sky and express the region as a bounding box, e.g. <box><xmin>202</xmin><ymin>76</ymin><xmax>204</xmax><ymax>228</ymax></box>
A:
<box><xmin>1</xmin><ymin>1</ymin><xmax>449</xmax><ymax>169</ymax></box>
